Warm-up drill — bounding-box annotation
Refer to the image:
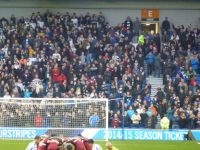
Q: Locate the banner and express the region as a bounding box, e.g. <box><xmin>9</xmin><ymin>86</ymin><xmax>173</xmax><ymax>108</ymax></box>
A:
<box><xmin>93</xmin><ymin>129</ymin><xmax>189</xmax><ymax>140</ymax></box>
<box><xmin>141</xmin><ymin>9</ymin><xmax>159</xmax><ymax>21</ymax></box>
<box><xmin>0</xmin><ymin>128</ymin><xmax>199</xmax><ymax>141</ymax></box>
<box><xmin>0</xmin><ymin>128</ymin><xmax>47</xmax><ymax>139</ymax></box>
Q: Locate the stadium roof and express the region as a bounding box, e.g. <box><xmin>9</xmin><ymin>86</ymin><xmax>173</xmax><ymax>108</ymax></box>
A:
<box><xmin>0</xmin><ymin>0</ymin><xmax>200</xmax><ymax>9</ymax></box>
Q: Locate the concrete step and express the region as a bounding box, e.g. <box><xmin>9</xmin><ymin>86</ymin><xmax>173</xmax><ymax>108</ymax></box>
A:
<box><xmin>146</xmin><ymin>77</ymin><xmax>163</xmax><ymax>80</ymax></box>
<box><xmin>146</xmin><ymin>76</ymin><xmax>165</xmax><ymax>98</ymax></box>
<box><xmin>147</xmin><ymin>77</ymin><xmax>163</xmax><ymax>79</ymax></box>
<box><xmin>151</xmin><ymin>85</ymin><xmax>164</xmax><ymax>88</ymax></box>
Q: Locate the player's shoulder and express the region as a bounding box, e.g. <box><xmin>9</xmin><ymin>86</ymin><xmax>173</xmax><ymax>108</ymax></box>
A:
<box><xmin>92</xmin><ymin>144</ymin><xmax>102</xmax><ymax>150</ymax></box>
<box><xmin>26</xmin><ymin>141</ymin><xmax>37</xmax><ymax>150</ymax></box>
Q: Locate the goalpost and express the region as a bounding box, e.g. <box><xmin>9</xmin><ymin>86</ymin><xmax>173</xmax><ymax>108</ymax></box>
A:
<box><xmin>0</xmin><ymin>98</ymin><xmax>109</xmax><ymax>141</ymax></box>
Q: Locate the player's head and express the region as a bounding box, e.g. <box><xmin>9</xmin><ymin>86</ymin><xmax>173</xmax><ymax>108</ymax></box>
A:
<box><xmin>106</xmin><ymin>142</ymin><xmax>112</xmax><ymax>150</ymax></box>
<box><xmin>87</xmin><ymin>139</ymin><xmax>94</xmax><ymax>144</ymax></box>
<box><xmin>40</xmin><ymin>134</ymin><xmax>49</xmax><ymax>139</ymax></box>
<box><xmin>34</xmin><ymin>135</ymin><xmax>41</xmax><ymax>144</ymax></box>
<box><xmin>63</xmin><ymin>142</ymin><xmax>75</xmax><ymax>150</ymax></box>
<box><xmin>87</xmin><ymin>139</ymin><xmax>94</xmax><ymax>149</ymax></box>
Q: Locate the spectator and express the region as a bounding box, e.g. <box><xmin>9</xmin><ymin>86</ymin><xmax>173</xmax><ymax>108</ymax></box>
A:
<box><xmin>131</xmin><ymin>111</ymin><xmax>141</xmax><ymax>128</ymax></box>
<box><xmin>156</xmin><ymin>87</ymin><xmax>165</xmax><ymax>103</ymax></box>
<box><xmin>154</xmin><ymin>53</ymin><xmax>162</xmax><ymax>77</ymax></box>
<box><xmin>172</xmin><ymin>110</ymin><xmax>180</xmax><ymax>129</ymax></box>
<box><xmin>34</xmin><ymin>112</ymin><xmax>43</xmax><ymax>127</ymax></box>
<box><xmin>124</xmin><ymin>16</ymin><xmax>133</xmax><ymax>30</ymax></box>
<box><xmin>167</xmin><ymin>106</ymin><xmax>174</xmax><ymax>129</ymax></box>
<box><xmin>161</xmin><ymin>17</ymin><xmax>170</xmax><ymax>32</ymax></box>
<box><xmin>24</xmin><ymin>88</ymin><xmax>32</xmax><ymax>98</ymax></box>
<box><xmin>160</xmin><ymin>115</ymin><xmax>170</xmax><ymax>129</ymax></box>
<box><xmin>111</xmin><ymin>113</ymin><xmax>121</xmax><ymax>128</ymax></box>
<box><xmin>89</xmin><ymin>112</ymin><xmax>99</xmax><ymax>127</ymax></box>
<box><xmin>127</xmin><ymin>106</ymin><xmax>134</xmax><ymax>119</ymax></box>
<box><xmin>0</xmin><ymin>11</ymin><xmax>199</xmax><ymax>130</ymax></box>
<box><xmin>162</xmin><ymin>31</ymin><xmax>170</xmax><ymax>43</ymax></box>
<box><xmin>133</xmin><ymin>17</ymin><xmax>141</xmax><ymax>36</ymax></box>
<box><xmin>145</xmin><ymin>51</ymin><xmax>155</xmax><ymax>75</ymax></box>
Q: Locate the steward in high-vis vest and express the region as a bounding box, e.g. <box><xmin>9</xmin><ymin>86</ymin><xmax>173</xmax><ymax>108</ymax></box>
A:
<box><xmin>138</xmin><ymin>34</ymin><xmax>144</xmax><ymax>45</ymax></box>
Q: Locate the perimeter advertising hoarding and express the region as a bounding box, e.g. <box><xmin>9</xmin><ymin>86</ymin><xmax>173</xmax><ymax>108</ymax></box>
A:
<box><xmin>0</xmin><ymin>128</ymin><xmax>199</xmax><ymax>141</ymax></box>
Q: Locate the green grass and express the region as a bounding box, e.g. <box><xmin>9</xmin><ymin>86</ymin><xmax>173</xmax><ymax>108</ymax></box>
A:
<box><xmin>0</xmin><ymin>140</ymin><xmax>199</xmax><ymax>150</ymax></box>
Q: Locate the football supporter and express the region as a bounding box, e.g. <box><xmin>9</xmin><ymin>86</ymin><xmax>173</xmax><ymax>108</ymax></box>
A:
<box><xmin>160</xmin><ymin>115</ymin><xmax>170</xmax><ymax>129</ymax></box>
<box><xmin>0</xmin><ymin>10</ymin><xmax>199</xmax><ymax>130</ymax></box>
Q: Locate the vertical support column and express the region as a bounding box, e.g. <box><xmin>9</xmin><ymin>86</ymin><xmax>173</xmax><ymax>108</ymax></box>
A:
<box><xmin>106</xmin><ymin>98</ymin><xmax>109</xmax><ymax>141</ymax></box>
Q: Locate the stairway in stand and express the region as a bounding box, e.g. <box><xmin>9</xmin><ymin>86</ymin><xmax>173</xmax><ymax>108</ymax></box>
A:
<box><xmin>146</xmin><ymin>75</ymin><xmax>164</xmax><ymax>98</ymax></box>
<box><xmin>143</xmin><ymin>61</ymin><xmax>164</xmax><ymax>98</ymax></box>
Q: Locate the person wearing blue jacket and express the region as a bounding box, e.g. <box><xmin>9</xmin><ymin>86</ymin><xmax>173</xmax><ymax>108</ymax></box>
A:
<box><xmin>145</xmin><ymin>51</ymin><xmax>155</xmax><ymax>75</ymax></box>
<box><xmin>190</xmin><ymin>58</ymin><xmax>199</xmax><ymax>73</ymax></box>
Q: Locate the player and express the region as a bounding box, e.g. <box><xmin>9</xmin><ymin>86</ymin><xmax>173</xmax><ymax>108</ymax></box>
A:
<box><xmin>39</xmin><ymin>136</ymin><xmax>64</xmax><ymax>150</ymax></box>
<box><xmin>83</xmin><ymin>139</ymin><xmax>102</xmax><ymax>150</ymax></box>
<box><xmin>26</xmin><ymin>135</ymin><xmax>41</xmax><ymax>150</ymax></box>
<box><xmin>37</xmin><ymin>134</ymin><xmax>51</xmax><ymax>150</ymax></box>
<box><xmin>83</xmin><ymin>139</ymin><xmax>93</xmax><ymax>150</ymax></box>
<box><xmin>61</xmin><ymin>136</ymin><xmax>86</xmax><ymax>150</ymax></box>
<box><xmin>46</xmin><ymin>139</ymin><xmax>60</xmax><ymax>150</ymax></box>
<box><xmin>106</xmin><ymin>142</ymin><xmax>118</xmax><ymax>150</ymax></box>
<box><xmin>63</xmin><ymin>142</ymin><xmax>75</xmax><ymax>150</ymax></box>
<box><xmin>92</xmin><ymin>143</ymin><xmax>102</xmax><ymax>150</ymax></box>
<box><xmin>71</xmin><ymin>138</ymin><xmax>86</xmax><ymax>150</ymax></box>
<box><xmin>74</xmin><ymin>133</ymin><xmax>93</xmax><ymax>150</ymax></box>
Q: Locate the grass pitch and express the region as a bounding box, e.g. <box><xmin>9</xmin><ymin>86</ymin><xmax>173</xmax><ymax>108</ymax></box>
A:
<box><xmin>0</xmin><ymin>140</ymin><xmax>199</xmax><ymax>150</ymax></box>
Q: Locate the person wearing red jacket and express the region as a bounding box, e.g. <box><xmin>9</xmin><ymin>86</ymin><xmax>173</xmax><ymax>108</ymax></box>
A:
<box><xmin>51</xmin><ymin>64</ymin><xmax>61</xmax><ymax>83</ymax></box>
<box><xmin>34</xmin><ymin>112</ymin><xmax>43</xmax><ymax>127</ymax></box>
<box><xmin>51</xmin><ymin>64</ymin><xmax>67</xmax><ymax>84</ymax></box>
<box><xmin>111</xmin><ymin>114</ymin><xmax>121</xmax><ymax>128</ymax></box>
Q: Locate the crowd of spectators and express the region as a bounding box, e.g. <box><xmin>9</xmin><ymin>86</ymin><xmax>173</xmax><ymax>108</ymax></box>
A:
<box><xmin>0</xmin><ymin>11</ymin><xmax>199</xmax><ymax>129</ymax></box>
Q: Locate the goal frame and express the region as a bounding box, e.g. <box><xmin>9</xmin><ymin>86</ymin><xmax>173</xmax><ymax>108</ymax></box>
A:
<box><xmin>0</xmin><ymin>98</ymin><xmax>109</xmax><ymax>141</ymax></box>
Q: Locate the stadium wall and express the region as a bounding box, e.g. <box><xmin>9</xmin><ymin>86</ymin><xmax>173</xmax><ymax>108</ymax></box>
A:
<box><xmin>0</xmin><ymin>8</ymin><xmax>199</xmax><ymax>27</ymax></box>
<box><xmin>0</xmin><ymin>128</ymin><xmax>199</xmax><ymax>141</ymax></box>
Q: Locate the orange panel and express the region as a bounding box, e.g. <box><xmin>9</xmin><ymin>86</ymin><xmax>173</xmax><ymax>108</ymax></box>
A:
<box><xmin>141</xmin><ymin>9</ymin><xmax>159</xmax><ymax>19</ymax></box>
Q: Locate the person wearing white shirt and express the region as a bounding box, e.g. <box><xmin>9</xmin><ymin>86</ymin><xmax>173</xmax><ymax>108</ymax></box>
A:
<box><xmin>92</xmin><ymin>144</ymin><xmax>102</xmax><ymax>150</ymax></box>
<box><xmin>2</xmin><ymin>45</ymin><xmax>8</xmax><ymax>57</ymax></box>
<box><xmin>37</xmin><ymin>18</ymin><xmax>44</xmax><ymax>29</ymax></box>
<box><xmin>52</xmin><ymin>51</ymin><xmax>61</xmax><ymax>61</ymax></box>
<box><xmin>3</xmin><ymin>92</ymin><xmax>11</xmax><ymax>98</ymax></box>
<box><xmin>71</xmin><ymin>16</ymin><xmax>78</xmax><ymax>27</ymax></box>
<box><xmin>30</xmin><ymin>21</ymin><xmax>36</xmax><ymax>29</ymax></box>
<box><xmin>131</xmin><ymin>111</ymin><xmax>141</xmax><ymax>128</ymax></box>
<box><xmin>26</xmin><ymin>136</ymin><xmax>41</xmax><ymax>150</ymax></box>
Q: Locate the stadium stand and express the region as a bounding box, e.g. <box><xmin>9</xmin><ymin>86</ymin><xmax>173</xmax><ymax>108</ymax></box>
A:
<box><xmin>0</xmin><ymin>11</ymin><xmax>199</xmax><ymax>130</ymax></box>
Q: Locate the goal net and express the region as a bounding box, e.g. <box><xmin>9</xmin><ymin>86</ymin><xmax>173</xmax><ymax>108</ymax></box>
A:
<box><xmin>0</xmin><ymin>98</ymin><xmax>109</xmax><ymax>140</ymax></box>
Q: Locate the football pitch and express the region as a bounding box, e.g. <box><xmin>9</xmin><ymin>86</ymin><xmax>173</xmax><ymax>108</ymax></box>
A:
<box><xmin>0</xmin><ymin>140</ymin><xmax>199</xmax><ymax>150</ymax></box>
